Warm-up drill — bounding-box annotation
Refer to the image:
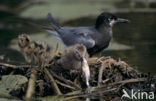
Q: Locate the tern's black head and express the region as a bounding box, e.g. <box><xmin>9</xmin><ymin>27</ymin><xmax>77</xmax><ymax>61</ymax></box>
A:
<box><xmin>95</xmin><ymin>12</ymin><xmax>129</xmax><ymax>29</ymax></box>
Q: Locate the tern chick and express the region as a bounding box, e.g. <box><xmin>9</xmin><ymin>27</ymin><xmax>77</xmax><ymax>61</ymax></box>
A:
<box><xmin>56</xmin><ymin>44</ymin><xmax>88</xmax><ymax>71</ymax></box>
<box><xmin>18</xmin><ymin>34</ymin><xmax>54</xmax><ymax>67</ymax></box>
<box><xmin>56</xmin><ymin>44</ymin><xmax>90</xmax><ymax>87</ymax></box>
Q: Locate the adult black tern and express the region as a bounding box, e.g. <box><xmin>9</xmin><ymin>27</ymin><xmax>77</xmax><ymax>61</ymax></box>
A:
<box><xmin>44</xmin><ymin>12</ymin><xmax>129</xmax><ymax>56</ymax></box>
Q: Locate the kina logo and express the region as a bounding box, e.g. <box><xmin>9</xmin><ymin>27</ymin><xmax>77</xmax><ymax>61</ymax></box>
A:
<box><xmin>121</xmin><ymin>89</ymin><xmax>154</xmax><ymax>100</ymax></box>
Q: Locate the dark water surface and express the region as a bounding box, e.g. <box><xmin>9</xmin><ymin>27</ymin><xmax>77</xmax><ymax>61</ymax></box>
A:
<box><xmin>109</xmin><ymin>13</ymin><xmax>156</xmax><ymax>74</ymax></box>
<box><xmin>0</xmin><ymin>12</ymin><xmax>156</xmax><ymax>75</ymax></box>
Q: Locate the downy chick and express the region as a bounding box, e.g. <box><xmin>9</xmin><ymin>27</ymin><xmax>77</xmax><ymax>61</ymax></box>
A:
<box><xmin>18</xmin><ymin>34</ymin><xmax>54</xmax><ymax>67</ymax></box>
<box><xmin>56</xmin><ymin>44</ymin><xmax>88</xmax><ymax>71</ymax></box>
<box><xmin>18</xmin><ymin>34</ymin><xmax>34</xmax><ymax>64</ymax></box>
<box><xmin>56</xmin><ymin>44</ymin><xmax>90</xmax><ymax>87</ymax></box>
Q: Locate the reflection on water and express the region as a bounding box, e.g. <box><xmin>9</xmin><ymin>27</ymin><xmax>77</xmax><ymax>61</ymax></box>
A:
<box><xmin>0</xmin><ymin>13</ymin><xmax>156</xmax><ymax>76</ymax></box>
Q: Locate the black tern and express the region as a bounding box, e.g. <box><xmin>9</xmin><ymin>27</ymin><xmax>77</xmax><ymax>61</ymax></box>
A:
<box><xmin>44</xmin><ymin>12</ymin><xmax>129</xmax><ymax>56</ymax></box>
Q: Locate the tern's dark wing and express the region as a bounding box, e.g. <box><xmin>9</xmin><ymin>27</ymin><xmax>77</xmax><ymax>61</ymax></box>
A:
<box><xmin>44</xmin><ymin>25</ymin><xmax>96</xmax><ymax>48</ymax></box>
<box><xmin>67</xmin><ymin>27</ymin><xmax>96</xmax><ymax>48</ymax></box>
<box><xmin>75</xmin><ymin>33</ymin><xmax>95</xmax><ymax>48</ymax></box>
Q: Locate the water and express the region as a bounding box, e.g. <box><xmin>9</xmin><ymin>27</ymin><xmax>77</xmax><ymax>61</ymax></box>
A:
<box><xmin>112</xmin><ymin>13</ymin><xmax>156</xmax><ymax>74</ymax></box>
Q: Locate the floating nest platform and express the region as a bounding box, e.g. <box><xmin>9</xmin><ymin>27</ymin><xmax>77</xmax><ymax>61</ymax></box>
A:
<box><xmin>0</xmin><ymin>55</ymin><xmax>156</xmax><ymax>101</ymax></box>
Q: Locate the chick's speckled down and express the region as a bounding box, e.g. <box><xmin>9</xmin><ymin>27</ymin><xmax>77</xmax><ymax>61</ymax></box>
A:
<box><xmin>18</xmin><ymin>34</ymin><xmax>54</xmax><ymax>66</ymax></box>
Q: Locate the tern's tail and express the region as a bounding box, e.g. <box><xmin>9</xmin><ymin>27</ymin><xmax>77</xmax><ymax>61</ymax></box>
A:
<box><xmin>47</xmin><ymin>13</ymin><xmax>61</xmax><ymax>32</ymax></box>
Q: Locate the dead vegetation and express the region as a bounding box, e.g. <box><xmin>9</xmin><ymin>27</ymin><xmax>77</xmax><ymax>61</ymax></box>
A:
<box><xmin>0</xmin><ymin>55</ymin><xmax>155</xmax><ymax>100</ymax></box>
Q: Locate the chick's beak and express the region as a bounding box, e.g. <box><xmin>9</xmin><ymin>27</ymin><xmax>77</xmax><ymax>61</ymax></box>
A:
<box><xmin>116</xmin><ymin>18</ymin><xmax>130</xmax><ymax>23</ymax></box>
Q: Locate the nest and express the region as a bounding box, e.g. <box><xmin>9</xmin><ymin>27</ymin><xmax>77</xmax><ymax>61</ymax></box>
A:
<box><xmin>0</xmin><ymin>54</ymin><xmax>155</xmax><ymax>101</ymax></box>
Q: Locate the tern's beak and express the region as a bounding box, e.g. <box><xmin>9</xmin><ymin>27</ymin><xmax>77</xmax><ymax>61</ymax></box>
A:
<box><xmin>116</xmin><ymin>18</ymin><xmax>130</xmax><ymax>23</ymax></box>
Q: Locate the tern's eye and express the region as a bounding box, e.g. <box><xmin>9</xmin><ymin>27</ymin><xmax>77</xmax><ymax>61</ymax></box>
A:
<box><xmin>109</xmin><ymin>16</ymin><xmax>117</xmax><ymax>21</ymax></box>
<box><xmin>108</xmin><ymin>17</ymin><xmax>113</xmax><ymax>21</ymax></box>
<box><xmin>108</xmin><ymin>18</ymin><xmax>112</xmax><ymax>21</ymax></box>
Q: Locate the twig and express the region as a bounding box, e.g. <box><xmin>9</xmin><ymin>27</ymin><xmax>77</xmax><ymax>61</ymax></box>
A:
<box><xmin>65</xmin><ymin>78</ymin><xmax>147</xmax><ymax>97</ymax></box>
<box><xmin>25</xmin><ymin>68</ymin><xmax>37</xmax><ymax>101</ymax></box>
<box><xmin>44</xmin><ymin>68</ymin><xmax>62</xmax><ymax>95</ymax></box>
<box><xmin>0</xmin><ymin>63</ymin><xmax>17</xmax><ymax>68</ymax></box>
<box><xmin>0</xmin><ymin>63</ymin><xmax>37</xmax><ymax>69</ymax></box>
<box><xmin>64</xmin><ymin>87</ymin><xmax>118</xmax><ymax>101</ymax></box>
<box><xmin>109</xmin><ymin>78</ymin><xmax>147</xmax><ymax>87</ymax></box>
<box><xmin>50</xmin><ymin>70</ymin><xmax>81</xmax><ymax>90</ymax></box>
<box><xmin>38</xmin><ymin>78</ymin><xmax>147</xmax><ymax>101</ymax></box>
<box><xmin>102</xmin><ymin>78</ymin><xmax>111</xmax><ymax>84</ymax></box>
<box><xmin>55</xmin><ymin>43</ymin><xmax>59</xmax><ymax>53</ymax></box>
<box><xmin>38</xmin><ymin>87</ymin><xmax>118</xmax><ymax>101</ymax></box>
<box><xmin>98</xmin><ymin>64</ymin><xmax>106</xmax><ymax>86</ymax></box>
<box><xmin>96</xmin><ymin>78</ymin><xmax>147</xmax><ymax>90</ymax></box>
<box><xmin>55</xmin><ymin>80</ymin><xmax>77</xmax><ymax>90</ymax></box>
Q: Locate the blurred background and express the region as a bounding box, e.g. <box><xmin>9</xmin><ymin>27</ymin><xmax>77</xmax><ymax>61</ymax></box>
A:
<box><xmin>0</xmin><ymin>0</ymin><xmax>156</xmax><ymax>74</ymax></box>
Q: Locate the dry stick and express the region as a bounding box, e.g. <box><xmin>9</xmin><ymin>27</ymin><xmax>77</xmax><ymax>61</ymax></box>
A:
<box><xmin>102</xmin><ymin>78</ymin><xmax>110</xmax><ymax>84</ymax></box>
<box><xmin>96</xmin><ymin>78</ymin><xmax>147</xmax><ymax>91</ymax></box>
<box><xmin>0</xmin><ymin>62</ymin><xmax>37</xmax><ymax>69</ymax></box>
<box><xmin>55</xmin><ymin>43</ymin><xmax>59</xmax><ymax>53</ymax></box>
<box><xmin>44</xmin><ymin>68</ymin><xmax>62</xmax><ymax>95</ymax></box>
<box><xmin>39</xmin><ymin>87</ymin><xmax>118</xmax><ymax>101</ymax></box>
<box><xmin>98</xmin><ymin>64</ymin><xmax>108</xmax><ymax>100</ymax></box>
<box><xmin>108</xmin><ymin>78</ymin><xmax>147</xmax><ymax>87</ymax></box>
<box><xmin>25</xmin><ymin>68</ymin><xmax>37</xmax><ymax>101</ymax></box>
<box><xmin>64</xmin><ymin>78</ymin><xmax>147</xmax><ymax>100</ymax></box>
<box><xmin>0</xmin><ymin>63</ymin><xmax>17</xmax><ymax>68</ymax></box>
<box><xmin>98</xmin><ymin>64</ymin><xmax>106</xmax><ymax>86</ymax></box>
<box><xmin>66</xmin><ymin>78</ymin><xmax>146</xmax><ymax>96</ymax></box>
<box><xmin>39</xmin><ymin>78</ymin><xmax>146</xmax><ymax>101</ymax></box>
<box><xmin>50</xmin><ymin>70</ymin><xmax>81</xmax><ymax>90</ymax></box>
<box><xmin>55</xmin><ymin>80</ymin><xmax>77</xmax><ymax>90</ymax></box>
<box><xmin>64</xmin><ymin>87</ymin><xmax>118</xmax><ymax>101</ymax></box>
